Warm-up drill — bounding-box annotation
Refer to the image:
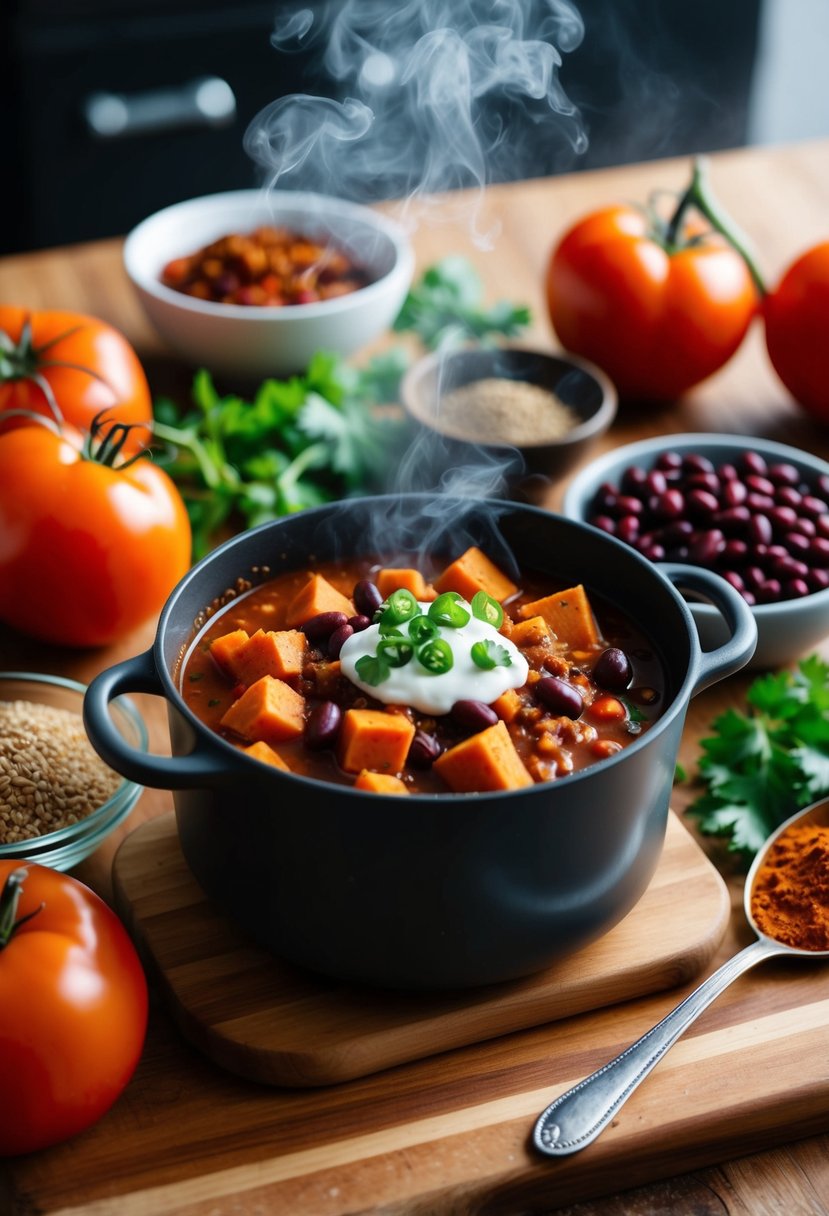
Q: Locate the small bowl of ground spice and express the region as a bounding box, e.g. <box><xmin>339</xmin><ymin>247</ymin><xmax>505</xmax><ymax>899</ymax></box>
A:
<box><xmin>400</xmin><ymin>346</ymin><xmax>617</xmax><ymax>490</ymax></box>
<box><xmin>0</xmin><ymin>673</ymin><xmax>146</xmax><ymax>870</ymax></box>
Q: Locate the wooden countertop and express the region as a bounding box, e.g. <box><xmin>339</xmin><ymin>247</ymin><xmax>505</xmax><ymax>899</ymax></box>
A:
<box><xmin>2</xmin><ymin>139</ymin><xmax>829</xmax><ymax>1215</ymax></box>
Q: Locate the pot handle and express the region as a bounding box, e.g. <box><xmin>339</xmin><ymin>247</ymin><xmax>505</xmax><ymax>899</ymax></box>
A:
<box><xmin>658</xmin><ymin>562</ymin><xmax>757</xmax><ymax>696</ymax></box>
<box><xmin>84</xmin><ymin>649</ymin><xmax>234</xmax><ymax>789</ymax></box>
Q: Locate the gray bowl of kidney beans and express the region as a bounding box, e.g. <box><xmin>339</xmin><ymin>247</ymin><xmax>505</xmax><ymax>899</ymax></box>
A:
<box><xmin>563</xmin><ymin>433</ymin><xmax>829</xmax><ymax>670</ymax></box>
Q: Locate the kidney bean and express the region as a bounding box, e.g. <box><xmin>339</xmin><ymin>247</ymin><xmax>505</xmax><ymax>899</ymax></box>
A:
<box><xmin>616</xmin><ymin>494</ymin><xmax>645</xmax><ymax>516</ymax></box>
<box><xmin>798</xmin><ymin>517</ymin><xmax>818</xmax><ymax>538</ymax></box>
<box><xmin>768</xmin><ymin>505</ymin><xmax>799</xmax><ymax>532</ymax></box>
<box><xmin>722</xmin><ymin>479</ymin><xmax>748</xmax><ymax>507</ymax></box>
<box><xmin>748</xmin><ymin>514</ymin><xmax>773</xmax><ymax>546</ymax></box>
<box><xmin>652</xmin><ymin>488</ymin><xmax>685</xmax><ymax>520</ymax></box>
<box><xmin>808</xmin><ymin>568</ymin><xmax>829</xmax><ymax>592</ymax></box>
<box><xmin>593</xmin><ymin>647</ymin><xmax>633</xmax><ymax>691</ymax></box>
<box><xmin>353</xmin><ymin>579</ymin><xmax>384</xmax><ymax>617</ymax></box>
<box><xmin>689</xmin><ymin>529</ymin><xmax>725</xmax><ymax>564</ymax></box>
<box><xmin>742</xmin><ymin>451</ymin><xmax>768</xmax><ymax>475</ymax></box>
<box><xmin>819</xmin><ymin>474</ymin><xmax>829</xmax><ymax>497</ymax></box>
<box><xmin>683</xmin><ymin>453</ymin><xmax>715</xmax><ymax>475</ymax></box>
<box><xmin>328</xmin><ymin>623</ymin><xmax>354</xmax><ymax>658</ymax></box>
<box><xmin>657</xmin><ymin>519</ymin><xmax>694</xmax><ymax>543</ymax></box>
<box><xmin>746</xmin><ymin>492</ymin><xmax>775</xmax><ymax>512</ymax></box>
<box><xmin>687</xmin><ymin>488</ymin><xmax>719</xmax><ymax>518</ymax></box>
<box><xmin>304</xmin><ymin>700</ymin><xmax>342</xmax><ymax>750</ymax></box>
<box><xmin>784</xmin><ymin>532</ymin><xmax>810</xmax><ymax>555</ymax></box>
<box><xmin>802</xmin><ymin>495</ymin><xmax>829</xmax><ymax>518</ymax></box>
<box><xmin>686</xmin><ymin>472</ymin><xmax>720</xmax><ymax>495</ymax></box>
<box><xmin>768</xmin><ymin>462</ymin><xmax>801</xmax><ymax>486</ymax></box>
<box><xmin>722</xmin><ymin>570</ymin><xmax>745</xmax><ymax>592</ymax></box>
<box><xmin>716</xmin><ymin>506</ymin><xmax>750</xmax><ymax>533</ymax></box>
<box><xmin>745</xmin><ymin>473</ymin><xmax>776</xmax><ymax>498</ymax></box>
<box><xmin>348</xmin><ymin>614</ymin><xmax>372</xmax><ymax>633</ymax></box>
<box><xmin>719</xmin><ymin>463</ymin><xmax>738</xmax><ymax>482</ymax></box>
<box><xmin>452</xmin><ymin>700</ymin><xmax>499</xmax><ymax>731</ymax></box>
<box><xmin>785</xmin><ymin>578</ymin><xmax>811</xmax><ymax>599</ymax></box>
<box><xmin>769</xmin><ymin>554</ymin><xmax>809</xmax><ymax>581</ymax></box>
<box><xmin>537</xmin><ymin>676</ymin><xmax>584</xmax><ymax>719</ymax></box>
<box><xmin>621</xmin><ymin>466</ymin><xmax>648</xmax><ymax>493</ymax></box>
<box><xmin>722</xmin><ymin>538</ymin><xmax>748</xmax><ymax>563</ymax></box>
<box><xmin>656</xmin><ymin>451</ymin><xmax>683</xmax><ymax>472</ymax></box>
<box><xmin>776</xmin><ymin>486</ymin><xmax>802</xmax><ymax>508</ymax></box>
<box><xmin>408</xmin><ymin>730</ymin><xmax>442</xmax><ymax>768</ymax></box>
<box><xmin>809</xmin><ymin>537</ymin><xmax>829</xmax><ymax>566</ymax></box>
<box><xmin>637</xmin><ymin>540</ymin><xmax>666</xmax><ymax>561</ymax></box>
<box><xmin>302</xmin><ymin>611</ymin><xmax>349</xmax><ymax>642</ymax></box>
<box><xmin>592</xmin><ymin>514</ymin><xmax>617</xmax><ymax>535</ymax></box>
<box><xmin>644</xmin><ymin>469</ymin><xmax>668</xmax><ymax>496</ymax></box>
<box><xmin>756</xmin><ymin>578</ymin><xmax>782</xmax><ymax>603</ymax></box>
<box><xmin>616</xmin><ymin>515</ymin><xmax>640</xmax><ymax>544</ymax></box>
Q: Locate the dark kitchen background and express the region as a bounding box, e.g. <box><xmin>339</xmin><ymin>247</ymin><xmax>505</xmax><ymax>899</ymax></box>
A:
<box><xmin>1</xmin><ymin>0</ymin><xmax>827</xmax><ymax>257</ymax></box>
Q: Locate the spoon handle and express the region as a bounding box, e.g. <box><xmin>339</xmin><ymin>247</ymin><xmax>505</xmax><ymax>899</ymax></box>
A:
<box><xmin>533</xmin><ymin>936</ymin><xmax>782</xmax><ymax>1156</ymax></box>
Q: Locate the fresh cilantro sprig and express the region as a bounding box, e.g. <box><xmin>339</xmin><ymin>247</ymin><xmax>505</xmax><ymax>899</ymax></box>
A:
<box><xmin>393</xmin><ymin>256</ymin><xmax>531</xmax><ymax>349</ymax></box>
<box><xmin>688</xmin><ymin>654</ymin><xmax>829</xmax><ymax>859</ymax></box>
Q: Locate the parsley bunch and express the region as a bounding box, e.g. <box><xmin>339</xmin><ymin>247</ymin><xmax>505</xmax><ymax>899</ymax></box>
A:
<box><xmin>689</xmin><ymin>655</ymin><xmax>829</xmax><ymax>858</ymax></box>
<box><xmin>393</xmin><ymin>256</ymin><xmax>531</xmax><ymax>349</ymax></box>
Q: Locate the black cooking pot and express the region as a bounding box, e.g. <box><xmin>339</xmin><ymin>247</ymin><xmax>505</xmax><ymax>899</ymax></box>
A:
<box><xmin>84</xmin><ymin>495</ymin><xmax>756</xmax><ymax>990</ymax></box>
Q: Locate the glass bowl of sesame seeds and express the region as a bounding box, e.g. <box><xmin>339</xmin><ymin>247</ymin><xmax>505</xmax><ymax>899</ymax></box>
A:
<box><xmin>0</xmin><ymin>672</ymin><xmax>147</xmax><ymax>871</ymax></box>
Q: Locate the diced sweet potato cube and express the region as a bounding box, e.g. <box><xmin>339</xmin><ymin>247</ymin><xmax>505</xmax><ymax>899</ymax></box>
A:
<box><xmin>518</xmin><ymin>584</ymin><xmax>599</xmax><ymax>649</ymax></box>
<box><xmin>375</xmin><ymin>567</ymin><xmax>436</xmax><ymax>602</ymax></box>
<box><xmin>354</xmin><ymin>770</ymin><xmax>410</xmax><ymax>795</ymax></box>
<box><xmin>435</xmin><ymin>546</ymin><xmax>518</xmax><ymax>603</ymax></box>
<box><xmin>234</xmin><ymin>628</ymin><xmax>307</xmax><ymax>684</ymax></box>
<box><xmin>242</xmin><ymin>740</ymin><xmax>291</xmax><ymax>771</ymax></box>
<box><xmin>509</xmin><ymin>615</ymin><xmax>552</xmax><ymax>648</ymax></box>
<box><xmin>220</xmin><ymin>675</ymin><xmax>305</xmax><ymax>743</ymax></box>
<box><xmin>284</xmin><ymin>574</ymin><xmax>353</xmax><ymax>628</ymax></box>
<box><xmin>434</xmin><ymin>721</ymin><xmax>533</xmax><ymax>792</ymax></box>
<box><xmin>491</xmin><ymin>688</ymin><xmax>522</xmax><ymax>723</ymax></box>
<box><xmin>338</xmin><ymin>708</ymin><xmax>416</xmax><ymax>775</ymax></box>
<box><xmin>210</xmin><ymin>629</ymin><xmax>250</xmax><ymax>678</ymax></box>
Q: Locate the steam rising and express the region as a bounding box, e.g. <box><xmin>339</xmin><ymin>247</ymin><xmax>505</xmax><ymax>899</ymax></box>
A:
<box><xmin>245</xmin><ymin>0</ymin><xmax>586</xmax><ymax>248</ymax></box>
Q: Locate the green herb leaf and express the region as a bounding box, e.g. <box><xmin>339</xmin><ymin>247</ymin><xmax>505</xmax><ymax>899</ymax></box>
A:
<box><xmin>355</xmin><ymin>653</ymin><xmax>391</xmax><ymax>687</ymax></box>
<box><xmin>470</xmin><ymin>640</ymin><xmax>512</xmax><ymax>671</ymax></box>
<box><xmin>688</xmin><ymin>655</ymin><xmax>829</xmax><ymax>860</ymax></box>
<box><xmin>393</xmin><ymin>256</ymin><xmax>531</xmax><ymax>349</ymax></box>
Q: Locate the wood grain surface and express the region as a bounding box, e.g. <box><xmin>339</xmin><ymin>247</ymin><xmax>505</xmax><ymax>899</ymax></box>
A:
<box><xmin>2</xmin><ymin>140</ymin><xmax>829</xmax><ymax>1215</ymax></box>
<box><xmin>111</xmin><ymin>811</ymin><xmax>729</xmax><ymax>1087</ymax></box>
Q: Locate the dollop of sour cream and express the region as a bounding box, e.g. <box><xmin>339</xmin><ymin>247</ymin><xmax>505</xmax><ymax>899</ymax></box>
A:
<box><xmin>339</xmin><ymin>599</ymin><xmax>529</xmax><ymax>715</ymax></box>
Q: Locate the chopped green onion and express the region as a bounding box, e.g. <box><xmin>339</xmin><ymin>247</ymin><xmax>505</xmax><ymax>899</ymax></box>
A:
<box><xmin>379</xmin><ymin>588</ymin><xmax>419</xmax><ymax>627</ymax></box>
<box><xmin>408</xmin><ymin>614</ymin><xmax>439</xmax><ymax>644</ymax></box>
<box><xmin>355</xmin><ymin>653</ymin><xmax>391</xmax><ymax>686</ymax></box>
<box><xmin>377</xmin><ymin>635</ymin><xmax>414</xmax><ymax>668</ymax></box>
<box><xmin>428</xmin><ymin>591</ymin><xmax>471</xmax><ymax>629</ymax></box>
<box><xmin>471</xmin><ymin>640</ymin><xmax>512</xmax><ymax>671</ymax></box>
<box><xmin>471</xmin><ymin>590</ymin><xmax>504</xmax><ymax>628</ymax></box>
<box><xmin>417</xmin><ymin>637</ymin><xmax>454</xmax><ymax>675</ymax></box>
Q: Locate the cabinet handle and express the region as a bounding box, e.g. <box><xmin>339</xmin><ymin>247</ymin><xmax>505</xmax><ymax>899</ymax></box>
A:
<box><xmin>83</xmin><ymin>76</ymin><xmax>236</xmax><ymax>139</ymax></box>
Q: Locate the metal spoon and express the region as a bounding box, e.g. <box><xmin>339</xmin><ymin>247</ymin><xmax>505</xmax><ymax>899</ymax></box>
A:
<box><xmin>533</xmin><ymin>798</ymin><xmax>829</xmax><ymax>1157</ymax></box>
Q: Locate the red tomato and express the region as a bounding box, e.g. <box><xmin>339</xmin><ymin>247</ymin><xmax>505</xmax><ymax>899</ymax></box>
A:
<box><xmin>0</xmin><ymin>419</ymin><xmax>191</xmax><ymax>647</ymax></box>
<box><xmin>0</xmin><ymin>862</ymin><xmax>148</xmax><ymax>1156</ymax></box>
<box><xmin>546</xmin><ymin>204</ymin><xmax>759</xmax><ymax>401</ymax></box>
<box><xmin>764</xmin><ymin>241</ymin><xmax>829</xmax><ymax>423</ymax></box>
<box><xmin>0</xmin><ymin>307</ymin><xmax>152</xmax><ymax>446</ymax></box>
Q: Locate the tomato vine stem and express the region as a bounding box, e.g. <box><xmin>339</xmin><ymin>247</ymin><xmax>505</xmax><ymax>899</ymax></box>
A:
<box><xmin>0</xmin><ymin>868</ymin><xmax>43</xmax><ymax>949</ymax></box>
<box><xmin>664</xmin><ymin>158</ymin><xmax>767</xmax><ymax>296</ymax></box>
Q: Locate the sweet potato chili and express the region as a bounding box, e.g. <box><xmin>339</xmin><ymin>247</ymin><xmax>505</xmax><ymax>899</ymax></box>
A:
<box><xmin>180</xmin><ymin>547</ymin><xmax>666</xmax><ymax>794</ymax></box>
<box><xmin>160</xmin><ymin>225</ymin><xmax>372</xmax><ymax>307</ymax></box>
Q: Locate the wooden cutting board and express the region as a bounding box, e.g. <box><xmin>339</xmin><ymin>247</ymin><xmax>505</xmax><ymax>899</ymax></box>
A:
<box><xmin>111</xmin><ymin>810</ymin><xmax>729</xmax><ymax>1087</ymax></box>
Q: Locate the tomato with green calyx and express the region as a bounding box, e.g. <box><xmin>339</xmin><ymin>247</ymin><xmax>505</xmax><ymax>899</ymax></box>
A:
<box><xmin>764</xmin><ymin>241</ymin><xmax>829</xmax><ymax>424</ymax></box>
<box><xmin>0</xmin><ymin>308</ymin><xmax>152</xmax><ymax>449</ymax></box>
<box><xmin>546</xmin><ymin>159</ymin><xmax>763</xmax><ymax>403</ymax></box>
<box><xmin>0</xmin><ymin>862</ymin><xmax>148</xmax><ymax>1156</ymax></box>
<box><xmin>0</xmin><ymin>414</ymin><xmax>191</xmax><ymax>647</ymax></box>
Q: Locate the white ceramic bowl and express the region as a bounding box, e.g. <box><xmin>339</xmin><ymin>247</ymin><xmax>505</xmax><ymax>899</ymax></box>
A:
<box><xmin>563</xmin><ymin>433</ymin><xmax>829</xmax><ymax>670</ymax></box>
<box><xmin>123</xmin><ymin>189</ymin><xmax>415</xmax><ymax>378</ymax></box>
